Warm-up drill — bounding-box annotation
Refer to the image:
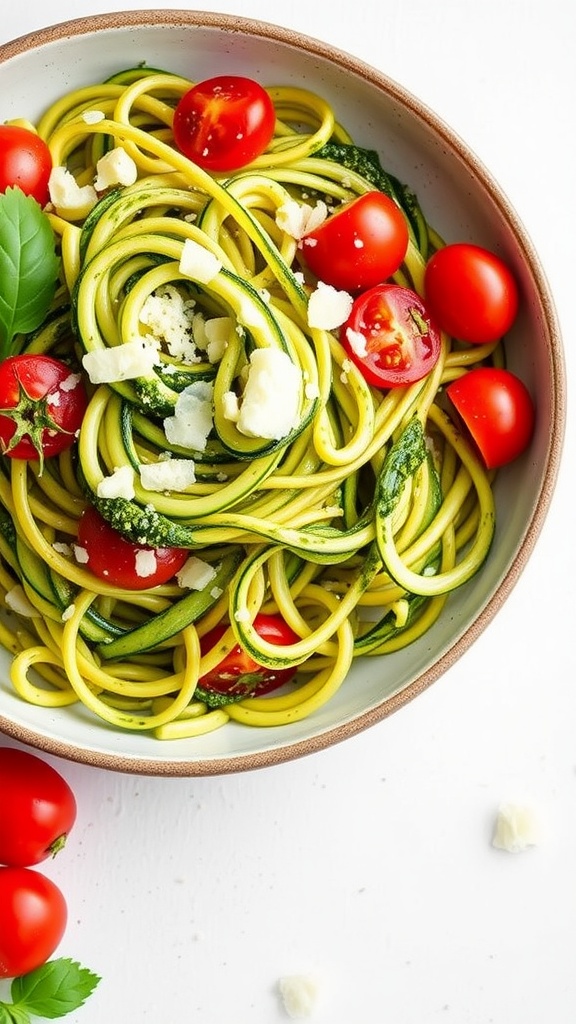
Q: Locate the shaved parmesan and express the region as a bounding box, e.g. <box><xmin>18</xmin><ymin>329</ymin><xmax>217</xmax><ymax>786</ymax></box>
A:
<box><xmin>176</xmin><ymin>556</ymin><xmax>217</xmax><ymax>591</ymax></box>
<box><xmin>82</xmin><ymin>339</ymin><xmax>160</xmax><ymax>384</ymax></box>
<box><xmin>179</xmin><ymin>239</ymin><xmax>222</xmax><ymax>283</ymax></box>
<box><xmin>135</xmin><ymin>549</ymin><xmax>157</xmax><ymax>579</ymax></box>
<box><xmin>48</xmin><ymin>166</ymin><xmax>98</xmax><ymax>220</ymax></box>
<box><xmin>94</xmin><ymin>147</ymin><xmax>138</xmax><ymax>190</ymax></box>
<box><xmin>236</xmin><ymin>348</ymin><xmax>301</xmax><ymax>440</ymax></box>
<box><xmin>163</xmin><ymin>381</ymin><xmax>214</xmax><ymax>451</ymax></box>
<box><xmin>307</xmin><ymin>281</ymin><xmax>353</xmax><ymax>330</ymax></box>
<box><xmin>96</xmin><ymin>465</ymin><xmax>136</xmax><ymax>500</ymax></box>
<box><xmin>140</xmin><ymin>459</ymin><xmax>196</xmax><ymax>492</ymax></box>
<box><xmin>276</xmin><ymin>198</ymin><xmax>328</xmax><ymax>239</ymax></box>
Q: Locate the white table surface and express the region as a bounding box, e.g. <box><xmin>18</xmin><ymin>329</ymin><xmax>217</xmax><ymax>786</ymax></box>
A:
<box><xmin>0</xmin><ymin>1</ymin><xmax>574</xmax><ymax>1022</ymax></box>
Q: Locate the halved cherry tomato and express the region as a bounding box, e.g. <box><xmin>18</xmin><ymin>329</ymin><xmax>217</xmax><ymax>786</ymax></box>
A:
<box><xmin>341</xmin><ymin>283</ymin><xmax>441</xmax><ymax>388</ymax></box>
<box><xmin>0</xmin><ymin>124</ymin><xmax>52</xmax><ymax>206</ymax></box>
<box><xmin>173</xmin><ymin>75</ymin><xmax>276</xmax><ymax>172</ymax></box>
<box><xmin>424</xmin><ymin>242</ymin><xmax>519</xmax><ymax>344</ymax></box>
<box><xmin>0</xmin><ymin>746</ymin><xmax>77</xmax><ymax>867</ymax></box>
<box><xmin>0</xmin><ymin>866</ymin><xmax>67</xmax><ymax>978</ymax></box>
<box><xmin>197</xmin><ymin>613</ymin><xmax>299</xmax><ymax>705</ymax></box>
<box><xmin>446</xmin><ymin>366</ymin><xmax>535</xmax><ymax>468</ymax></box>
<box><xmin>77</xmin><ymin>506</ymin><xmax>189</xmax><ymax>590</ymax></box>
<box><xmin>0</xmin><ymin>355</ymin><xmax>88</xmax><ymax>468</ymax></box>
<box><xmin>299</xmin><ymin>191</ymin><xmax>409</xmax><ymax>293</ymax></box>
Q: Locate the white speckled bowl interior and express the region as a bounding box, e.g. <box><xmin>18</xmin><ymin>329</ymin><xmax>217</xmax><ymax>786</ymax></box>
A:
<box><xmin>0</xmin><ymin>10</ymin><xmax>566</xmax><ymax>775</ymax></box>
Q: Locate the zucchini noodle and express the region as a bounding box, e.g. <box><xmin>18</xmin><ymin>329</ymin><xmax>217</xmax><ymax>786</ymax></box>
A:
<box><xmin>0</xmin><ymin>67</ymin><xmax>501</xmax><ymax>740</ymax></box>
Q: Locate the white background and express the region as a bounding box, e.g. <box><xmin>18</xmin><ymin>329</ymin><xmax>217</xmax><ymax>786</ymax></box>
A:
<box><xmin>1</xmin><ymin>1</ymin><xmax>575</xmax><ymax>1022</ymax></box>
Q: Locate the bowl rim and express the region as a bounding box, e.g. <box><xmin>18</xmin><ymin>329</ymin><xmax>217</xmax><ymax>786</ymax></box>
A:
<box><xmin>0</xmin><ymin>9</ymin><xmax>567</xmax><ymax>775</ymax></box>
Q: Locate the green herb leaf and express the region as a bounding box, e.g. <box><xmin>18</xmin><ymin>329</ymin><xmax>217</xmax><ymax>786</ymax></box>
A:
<box><xmin>0</xmin><ymin>1004</ymin><xmax>30</xmax><ymax>1024</ymax></box>
<box><xmin>0</xmin><ymin>187</ymin><xmax>60</xmax><ymax>358</ymax></box>
<box><xmin>10</xmin><ymin>959</ymin><xmax>101</xmax><ymax>1020</ymax></box>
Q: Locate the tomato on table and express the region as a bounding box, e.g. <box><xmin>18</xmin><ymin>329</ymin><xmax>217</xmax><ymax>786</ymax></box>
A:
<box><xmin>0</xmin><ymin>354</ymin><xmax>88</xmax><ymax>469</ymax></box>
<box><xmin>0</xmin><ymin>747</ymin><xmax>77</xmax><ymax>867</ymax></box>
<box><xmin>341</xmin><ymin>283</ymin><xmax>442</xmax><ymax>388</ymax></box>
<box><xmin>424</xmin><ymin>242</ymin><xmax>519</xmax><ymax>344</ymax></box>
<box><xmin>197</xmin><ymin>613</ymin><xmax>299</xmax><ymax>705</ymax></box>
<box><xmin>446</xmin><ymin>366</ymin><xmax>535</xmax><ymax>468</ymax></box>
<box><xmin>77</xmin><ymin>505</ymin><xmax>189</xmax><ymax>590</ymax></box>
<box><xmin>173</xmin><ymin>75</ymin><xmax>276</xmax><ymax>172</ymax></box>
<box><xmin>0</xmin><ymin>124</ymin><xmax>52</xmax><ymax>207</ymax></box>
<box><xmin>299</xmin><ymin>191</ymin><xmax>409</xmax><ymax>293</ymax></box>
<box><xmin>0</xmin><ymin>867</ymin><xmax>67</xmax><ymax>978</ymax></box>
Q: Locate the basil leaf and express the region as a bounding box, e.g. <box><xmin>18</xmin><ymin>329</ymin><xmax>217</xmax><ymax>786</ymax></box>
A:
<box><xmin>0</xmin><ymin>1004</ymin><xmax>30</xmax><ymax>1024</ymax></box>
<box><xmin>10</xmin><ymin>959</ymin><xmax>101</xmax><ymax>1019</ymax></box>
<box><xmin>0</xmin><ymin>187</ymin><xmax>60</xmax><ymax>358</ymax></box>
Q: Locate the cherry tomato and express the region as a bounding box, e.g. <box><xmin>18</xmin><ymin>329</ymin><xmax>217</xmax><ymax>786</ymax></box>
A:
<box><xmin>0</xmin><ymin>747</ymin><xmax>77</xmax><ymax>867</ymax></box>
<box><xmin>0</xmin><ymin>355</ymin><xmax>88</xmax><ymax>466</ymax></box>
<box><xmin>424</xmin><ymin>242</ymin><xmax>519</xmax><ymax>344</ymax></box>
<box><xmin>446</xmin><ymin>367</ymin><xmax>535</xmax><ymax>469</ymax></box>
<box><xmin>173</xmin><ymin>75</ymin><xmax>276</xmax><ymax>172</ymax></box>
<box><xmin>77</xmin><ymin>505</ymin><xmax>189</xmax><ymax>590</ymax></box>
<box><xmin>341</xmin><ymin>283</ymin><xmax>441</xmax><ymax>388</ymax></box>
<box><xmin>0</xmin><ymin>125</ymin><xmax>52</xmax><ymax>207</ymax></box>
<box><xmin>197</xmin><ymin>613</ymin><xmax>299</xmax><ymax>704</ymax></box>
<box><xmin>0</xmin><ymin>866</ymin><xmax>67</xmax><ymax>978</ymax></box>
<box><xmin>299</xmin><ymin>191</ymin><xmax>409</xmax><ymax>293</ymax></box>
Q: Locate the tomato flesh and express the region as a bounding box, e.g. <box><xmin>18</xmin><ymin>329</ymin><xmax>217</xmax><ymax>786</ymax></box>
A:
<box><xmin>0</xmin><ymin>354</ymin><xmax>88</xmax><ymax>466</ymax></box>
<box><xmin>300</xmin><ymin>191</ymin><xmax>409</xmax><ymax>293</ymax></box>
<box><xmin>77</xmin><ymin>506</ymin><xmax>189</xmax><ymax>590</ymax></box>
<box><xmin>0</xmin><ymin>867</ymin><xmax>67</xmax><ymax>978</ymax></box>
<box><xmin>173</xmin><ymin>75</ymin><xmax>276</xmax><ymax>172</ymax></box>
<box><xmin>0</xmin><ymin>747</ymin><xmax>77</xmax><ymax>867</ymax></box>
<box><xmin>0</xmin><ymin>125</ymin><xmax>52</xmax><ymax>206</ymax></box>
<box><xmin>446</xmin><ymin>367</ymin><xmax>535</xmax><ymax>468</ymax></box>
<box><xmin>341</xmin><ymin>283</ymin><xmax>441</xmax><ymax>388</ymax></box>
<box><xmin>198</xmin><ymin>613</ymin><xmax>299</xmax><ymax>702</ymax></box>
<box><xmin>424</xmin><ymin>242</ymin><xmax>519</xmax><ymax>344</ymax></box>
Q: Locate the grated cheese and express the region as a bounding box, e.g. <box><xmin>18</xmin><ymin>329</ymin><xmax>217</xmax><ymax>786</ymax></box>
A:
<box><xmin>134</xmin><ymin>549</ymin><xmax>157</xmax><ymax>579</ymax></box>
<box><xmin>276</xmin><ymin>198</ymin><xmax>328</xmax><ymax>239</ymax></box>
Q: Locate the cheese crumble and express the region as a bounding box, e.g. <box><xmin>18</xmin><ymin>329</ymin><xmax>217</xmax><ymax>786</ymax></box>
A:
<box><xmin>307</xmin><ymin>281</ymin><xmax>353</xmax><ymax>330</ymax></box>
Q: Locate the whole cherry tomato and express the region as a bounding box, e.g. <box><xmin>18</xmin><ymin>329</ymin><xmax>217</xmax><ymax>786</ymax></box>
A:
<box><xmin>0</xmin><ymin>355</ymin><xmax>88</xmax><ymax>467</ymax></box>
<box><xmin>446</xmin><ymin>366</ymin><xmax>535</xmax><ymax>468</ymax></box>
<box><xmin>300</xmin><ymin>191</ymin><xmax>409</xmax><ymax>293</ymax></box>
<box><xmin>0</xmin><ymin>746</ymin><xmax>77</xmax><ymax>867</ymax></box>
<box><xmin>0</xmin><ymin>124</ymin><xmax>52</xmax><ymax>206</ymax></box>
<box><xmin>77</xmin><ymin>505</ymin><xmax>189</xmax><ymax>590</ymax></box>
<box><xmin>424</xmin><ymin>242</ymin><xmax>519</xmax><ymax>344</ymax></box>
<box><xmin>173</xmin><ymin>75</ymin><xmax>276</xmax><ymax>172</ymax></box>
<box><xmin>0</xmin><ymin>866</ymin><xmax>67</xmax><ymax>978</ymax></box>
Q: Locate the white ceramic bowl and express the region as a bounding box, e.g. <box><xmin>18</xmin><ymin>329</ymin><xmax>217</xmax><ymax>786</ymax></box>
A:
<box><xmin>0</xmin><ymin>11</ymin><xmax>565</xmax><ymax>775</ymax></box>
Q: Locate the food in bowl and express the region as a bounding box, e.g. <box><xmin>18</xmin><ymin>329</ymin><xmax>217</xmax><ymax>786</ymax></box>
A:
<box><xmin>0</xmin><ymin>13</ymin><xmax>564</xmax><ymax>773</ymax></box>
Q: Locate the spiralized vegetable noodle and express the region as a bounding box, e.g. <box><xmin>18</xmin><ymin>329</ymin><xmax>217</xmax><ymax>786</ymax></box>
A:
<box><xmin>0</xmin><ymin>68</ymin><xmax>499</xmax><ymax>740</ymax></box>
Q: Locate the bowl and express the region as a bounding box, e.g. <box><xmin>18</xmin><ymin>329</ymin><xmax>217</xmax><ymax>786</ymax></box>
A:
<box><xmin>0</xmin><ymin>10</ymin><xmax>565</xmax><ymax>776</ymax></box>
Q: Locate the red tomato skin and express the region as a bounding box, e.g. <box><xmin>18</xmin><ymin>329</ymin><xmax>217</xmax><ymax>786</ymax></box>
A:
<box><xmin>341</xmin><ymin>283</ymin><xmax>442</xmax><ymax>388</ymax></box>
<box><xmin>199</xmin><ymin>613</ymin><xmax>299</xmax><ymax>698</ymax></box>
<box><xmin>0</xmin><ymin>355</ymin><xmax>88</xmax><ymax>462</ymax></box>
<box><xmin>0</xmin><ymin>747</ymin><xmax>77</xmax><ymax>867</ymax></box>
<box><xmin>446</xmin><ymin>367</ymin><xmax>535</xmax><ymax>469</ymax></box>
<box><xmin>300</xmin><ymin>192</ymin><xmax>409</xmax><ymax>293</ymax></box>
<box><xmin>173</xmin><ymin>75</ymin><xmax>276</xmax><ymax>172</ymax></box>
<box><xmin>0</xmin><ymin>867</ymin><xmax>67</xmax><ymax>978</ymax></box>
<box><xmin>424</xmin><ymin>243</ymin><xmax>519</xmax><ymax>344</ymax></box>
<box><xmin>0</xmin><ymin>125</ymin><xmax>52</xmax><ymax>206</ymax></box>
<box><xmin>77</xmin><ymin>506</ymin><xmax>189</xmax><ymax>590</ymax></box>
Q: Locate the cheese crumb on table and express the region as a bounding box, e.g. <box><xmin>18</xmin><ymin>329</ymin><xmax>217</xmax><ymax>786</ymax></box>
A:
<box><xmin>491</xmin><ymin>801</ymin><xmax>541</xmax><ymax>853</ymax></box>
<box><xmin>278</xmin><ymin>975</ymin><xmax>318</xmax><ymax>1019</ymax></box>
